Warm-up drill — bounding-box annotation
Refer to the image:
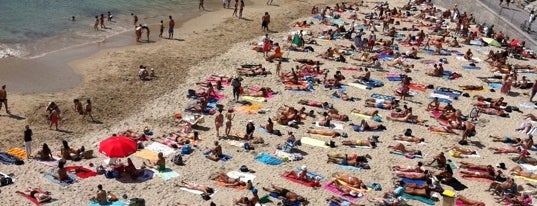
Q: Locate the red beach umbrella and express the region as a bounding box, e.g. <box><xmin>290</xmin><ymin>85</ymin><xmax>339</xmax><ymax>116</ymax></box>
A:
<box><xmin>99</xmin><ymin>136</ymin><xmax>137</xmax><ymax>158</ymax></box>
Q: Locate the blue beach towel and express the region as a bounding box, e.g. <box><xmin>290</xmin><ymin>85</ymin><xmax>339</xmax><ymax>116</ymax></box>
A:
<box><xmin>429</xmin><ymin>97</ymin><xmax>452</xmax><ymax>104</ymax></box>
<box><xmin>423</xmin><ymin>49</ymin><xmax>450</xmax><ymax>55</ymax></box>
<box><xmin>256</xmin><ymin>126</ymin><xmax>271</xmax><ymax>135</ymax></box>
<box><xmin>336</xmin><ymin>164</ymin><xmax>362</xmax><ymax>172</ymax></box>
<box><xmin>355</xmin><ymin>79</ymin><xmax>384</xmax><ymax>87</ymax></box>
<box><xmin>204</xmin><ymin>152</ymin><xmax>232</xmax><ymax>162</ymax></box>
<box><xmin>45</xmin><ymin>172</ymin><xmax>78</xmax><ymax>187</ymax></box>
<box><xmin>488</xmin><ymin>82</ymin><xmax>502</xmax><ymax>89</ymax></box>
<box><xmin>463</xmin><ymin>65</ymin><xmax>481</xmax><ymax>70</ymax></box>
<box><xmin>89</xmin><ymin>201</ymin><xmax>127</xmax><ymax>206</ymax></box>
<box><xmin>151</xmin><ymin>168</ymin><xmax>180</xmax><ymax>181</ymax></box>
<box><xmin>0</xmin><ymin>152</ymin><xmax>23</xmax><ymax>165</ymax></box>
<box><xmin>401</xmin><ymin>178</ymin><xmax>426</xmax><ymax>186</ymax></box>
<box><xmin>387</xmin><ymin>76</ymin><xmax>402</xmax><ymax>81</ymax></box>
<box><xmin>433</xmin><ymin>90</ymin><xmax>460</xmax><ymax>99</ymax></box>
<box><xmin>378</xmin><ymin>53</ymin><xmax>393</xmax><ymax>60</ymax></box>
<box><xmin>443</xmin><ymin>70</ymin><xmax>453</xmax><ymax>77</ymax></box>
<box><xmin>371</xmin><ymin>93</ymin><xmax>395</xmax><ymax>101</ymax></box>
<box><xmin>401</xmin><ymin>193</ymin><xmax>435</xmax><ymax>205</ymax></box>
<box><xmin>255</xmin><ymin>153</ymin><xmax>282</xmax><ymax>165</ymax></box>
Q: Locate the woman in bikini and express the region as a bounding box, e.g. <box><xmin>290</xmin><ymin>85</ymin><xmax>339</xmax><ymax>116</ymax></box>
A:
<box><xmin>364</xmin><ymin>98</ymin><xmax>397</xmax><ymax>109</ymax></box>
<box><xmin>341</xmin><ymin>139</ymin><xmax>377</xmax><ymax>148</ymax></box>
<box><xmin>489</xmin><ymin>146</ymin><xmax>520</xmax><ymax>154</ymax></box>
<box><xmin>393</xmin><ymin>135</ymin><xmax>425</xmax><ymax>143</ymax></box>
<box><xmin>358</xmin><ymin>119</ymin><xmax>386</xmax><ymax>131</ymax></box>
<box><xmin>327</xmin><ymin>153</ymin><xmax>372</xmax><ymax>162</ymax></box>
<box><xmin>16</xmin><ymin>188</ymin><xmax>52</xmax><ymax>203</ymax></box>
<box><xmin>243</xmin><ymin>87</ymin><xmax>272</xmax><ymax>98</ymax></box>
<box><xmin>388</xmin><ymin>143</ymin><xmax>423</xmax><ymax>156</ymax></box>
<box><xmin>459</xmin><ymin>162</ymin><xmax>493</xmax><ymax>171</ymax></box>
<box><xmin>306</xmin><ymin>128</ymin><xmax>342</xmax><ymax>138</ymax></box>
<box><xmin>351</xmin><ymin>109</ymin><xmax>380</xmax><ymax>118</ymax></box>
<box><xmin>176</xmin><ymin>181</ymin><xmax>215</xmax><ymax>195</ymax></box>
<box><xmin>444</xmin><ymin>145</ymin><xmax>478</xmax><ymax>155</ymax></box>
<box><xmin>143</xmin><ymin>152</ymin><xmax>166</xmax><ymax>172</ymax></box>
<box><xmin>395</xmin><ymin>170</ymin><xmax>430</xmax><ymax>180</ymax></box>
<box><xmin>333</xmin><ymin>174</ymin><xmax>368</xmax><ymax>189</ymax></box>
<box><xmin>37</xmin><ymin>143</ymin><xmax>54</xmax><ymax>161</ymax></box>
<box><xmin>392</xmin><ymin>162</ymin><xmax>425</xmax><ymax>173</ymax></box>
<box><xmin>211</xmin><ymin>173</ymin><xmax>247</xmax><ymax>187</ymax></box>
<box><xmin>225</xmin><ymin>108</ymin><xmax>234</xmax><ymax>136</ymax></box>
<box><xmin>298</xmin><ymin>99</ymin><xmax>331</xmax><ymax>109</ymax></box>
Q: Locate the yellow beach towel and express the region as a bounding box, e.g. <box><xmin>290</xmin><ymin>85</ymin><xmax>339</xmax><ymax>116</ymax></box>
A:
<box><xmin>133</xmin><ymin>149</ymin><xmax>158</xmax><ymax>161</ymax></box>
<box><xmin>300</xmin><ymin>137</ymin><xmax>329</xmax><ymax>148</ymax></box>
<box><xmin>242</xmin><ymin>96</ymin><xmax>266</xmax><ymax>102</ymax></box>
<box><xmin>514</xmin><ymin>175</ymin><xmax>537</xmax><ymax>183</ymax></box>
<box><xmin>235</xmin><ymin>104</ymin><xmax>261</xmax><ymax>115</ymax></box>
<box><xmin>6</xmin><ymin>148</ymin><xmax>27</xmax><ymax>159</ymax></box>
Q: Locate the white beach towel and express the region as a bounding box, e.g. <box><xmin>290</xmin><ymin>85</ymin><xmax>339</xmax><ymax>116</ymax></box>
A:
<box><xmin>347</xmin><ymin>82</ymin><xmax>370</xmax><ymax>90</ymax></box>
<box><xmin>520</xmin><ymin>164</ymin><xmax>537</xmax><ymax>172</ymax></box>
<box><xmin>430</xmin><ymin>93</ymin><xmax>453</xmax><ymax>100</ymax></box>
<box><xmin>180</xmin><ymin>187</ymin><xmax>217</xmax><ymax>196</ymax></box>
<box><xmin>273</xmin><ymin>149</ymin><xmax>303</xmax><ymax>161</ymax></box>
<box><xmin>146</xmin><ymin>142</ymin><xmax>175</xmax><ymax>157</ymax></box>
<box><xmin>226</xmin><ymin>171</ymin><xmax>257</xmax><ymax>182</ymax></box>
<box><xmin>315</xmin><ymin>122</ymin><xmax>344</xmax><ymax>130</ymax></box>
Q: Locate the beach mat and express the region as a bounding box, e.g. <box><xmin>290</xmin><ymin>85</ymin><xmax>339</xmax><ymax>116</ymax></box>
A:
<box><xmin>235</xmin><ymin>104</ymin><xmax>262</xmax><ymax>114</ymax></box>
<box><xmin>18</xmin><ymin>192</ymin><xmax>48</xmax><ymax>205</ymax></box>
<box><xmin>371</xmin><ymin>93</ymin><xmax>395</xmax><ymax>101</ymax></box>
<box><xmin>89</xmin><ymin>201</ymin><xmax>127</xmax><ymax>206</ymax></box>
<box><xmin>6</xmin><ymin>148</ymin><xmax>27</xmax><ymax>160</ymax></box>
<box><xmin>336</xmin><ymin>164</ymin><xmax>362</xmax><ymax>172</ymax></box>
<box><xmin>323</xmin><ymin>181</ymin><xmax>362</xmax><ymax>202</ymax></box>
<box><xmin>65</xmin><ymin>166</ymin><xmax>97</xmax><ymax>179</ymax></box>
<box><xmin>226</xmin><ymin>171</ymin><xmax>256</xmax><ymax>182</ymax></box>
<box><xmin>300</xmin><ymin>137</ymin><xmax>329</xmax><ymax>148</ymax></box>
<box><xmin>254</xmin><ymin>153</ymin><xmax>282</xmax><ymax>165</ymax></box>
<box><xmin>401</xmin><ymin>193</ymin><xmax>435</xmax><ymax>205</ymax></box>
<box><xmin>409</xmin><ymin>83</ymin><xmax>427</xmax><ymax>92</ymax></box>
<box><xmin>242</xmin><ymin>96</ymin><xmax>267</xmax><ymax>102</ymax></box>
<box><xmin>488</xmin><ymin>82</ymin><xmax>502</xmax><ymax>89</ymax></box>
<box><xmin>44</xmin><ymin>172</ymin><xmax>78</xmax><ymax>187</ymax></box>
<box><xmin>180</xmin><ymin>187</ymin><xmax>218</xmax><ymax>197</ymax></box>
<box><xmin>133</xmin><ymin>149</ymin><xmax>158</xmax><ymax>161</ymax></box>
<box><xmin>151</xmin><ymin>168</ymin><xmax>180</xmax><ymax>181</ymax></box>
<box><xmin>35</xmin><ymin>157</ymin><xmax>60</xmax><ymax>167</ymax></box>
<box><xmin>281</xmin><ymin>173</ymin><xmax>320</xmax><ymax>187</ymax></box>
<box><xmin>401</xmin><ymin>178</ymin><xmax>426</xmax><ymax>186</ymax></box>
<box><xmin>145</xmin><ymin>142</ymin><xmax>175</xmax><ymax>157</ymax></box>
<box><xmin>204</xmin><ymin>152</ymin><xmax>232</xmax><ymax>162</ymax></box>
<box><xmin>0</xmin><ymin>152</ymin><xmax>23</xmax><ymax>165</ymax></box>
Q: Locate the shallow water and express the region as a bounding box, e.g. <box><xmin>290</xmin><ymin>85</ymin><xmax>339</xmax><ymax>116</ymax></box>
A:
<box><xmin>0</xmin><ymin>0</ymin><xmax>199</xmax><ymax>59</ymax></box>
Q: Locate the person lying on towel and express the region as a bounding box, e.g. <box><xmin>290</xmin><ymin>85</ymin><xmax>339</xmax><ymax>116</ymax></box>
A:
<box><xmin>176</xmin><ymin>181</ymin><xmax>215</xmax><ymax>196</ymax></box>
<box><xmin>306</xmin><ymin>128</ymin><xmax>345</xmax><ymax>138</ymax></box>
<box><xmin>388</xmin><ymin>143</ymin><xmax>423</xmax><ymax>156</ymax></box>
<box><xmin>365</xmin><ymin>98</ymin><xmax>398</xmax><ymax>110</ymax></box>
<box><xmin>237</xmin><ymin>67</ymin><xmax>271</xmax><ymax>76</ymax></box>
<box><xmin>392</xmin><ymin>162</ymin><xmax>425</xmax><ymax>173</ymax></box>
<box><xmin>16</xmin><ymin>188</ymin><xmax>52</xmax><ymax>203</ymax></box>
<box><xmin>333</xmin><ymin>174</ymin><xmax>368</xmax><ymax>190</ymax></box>
<box><xmin>210</xmin><ymin>172</ymin><xmax>246</xmax><ymax>187</ymax></box>
<box><xmin>262</xmin><ymin>184</ymin><xmax>306</xmax><ymax>205</ymax></box>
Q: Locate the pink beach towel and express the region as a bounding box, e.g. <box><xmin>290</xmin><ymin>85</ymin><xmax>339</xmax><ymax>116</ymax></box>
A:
<box><xmin>323</xmin><ymin>181</ymin><xmax>361</xmax><ymax>202</ymax></box>
<box><xmin>458</xmin><ymin>172</ymin><xmax>494</xmax><ymax>183</ymax></box>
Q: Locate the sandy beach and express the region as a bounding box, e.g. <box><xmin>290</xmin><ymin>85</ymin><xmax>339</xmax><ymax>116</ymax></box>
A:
<box><xmin>1</xmin><ymin>0</ymin><xmax>537</xmax><ymax>205</ymax></box>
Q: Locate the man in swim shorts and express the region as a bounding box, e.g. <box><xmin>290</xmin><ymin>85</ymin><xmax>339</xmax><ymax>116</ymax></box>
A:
<box><xmin>0</xmin><ymin>85</ymin><xmax>9</xmax><ymax>114</ymax></box>
<box><xmin>168</xmin><ymin>16</ymin><xmax>175</xmax><ymax>39</ymax></box>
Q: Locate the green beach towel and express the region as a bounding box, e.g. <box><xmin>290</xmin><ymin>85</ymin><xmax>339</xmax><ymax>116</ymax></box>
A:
<box><xmin>401</xmin><ymin>193</ymin><xmax>435</xmax><ymax>205</ymax></box>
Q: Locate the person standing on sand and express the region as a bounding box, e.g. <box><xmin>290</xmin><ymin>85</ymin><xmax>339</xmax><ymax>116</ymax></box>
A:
<box><xmin>225</xmin><ymin>108</ymin><xmax>234</xmax><ymax>136</ymax></box>
<box><xmin>73</xmin><ymin>99</ymin><xmax>83</xmax><ymax>115</ymax></box>
<box><xmin>232</xmin><ymin>0</ymin><xmax>239</xmax><ymax>17</ymax></box>
<box><xmin>530</xmin><ymin>80</ymin><xmax>537</xmax><ymax>101</ymax></box>
<box><xmin>262</xmin><ymin>12</ymin><xmax>270</xmax><ymax>32</ymax></box>
<box><xmin>83</xmin><ymin>99</ymin><xmax>95</xmax><ymax>122</ymax></box>
<box><xmin>159</xmin><ymin>20</ymin><xmax>164</xmax><ymax>38</ymax></box>
<box><xmin>168</xmin><ymin>16</ymin><xmax>175</xmax><ymax>39</ymax></box>
<box><xmin>24</xmin><ymin>125</ymin><xmax>32</xmax><ymax>159</ymax></box>
<box><xmin>215</xmin><ymin>109</ymin><xmax>224</xmax><ymax>137</ymax></box>
<box><xmin>100</xmin><ymin>14</ymin><xmax>105</xmax><ymax>29</ymax></box>
<box><xmin>142</xmin><ymin>24</ymin><xmax>150</xmax><ymax>42</ymax></box>
<box><xmin>94</xmin><ymin>16</ymin><xmax>99</xmax><ymax>31</ymax></box>
<box><xmin>50</xmin><ymin>106</ymin><xmax>60</xmax><ymax>130</ymax></box>
<box><xmin>239</xmin><ymin>0</ymin><xmax>245</xmax><ymax>19</ymax></box>
<box><xmin>132</xmin><ymin>13</ymin><xmax>138</xmax><ymax>26</ymax></box>
<box><xmin>199</xmin><ymin>0</ymin><xmax>205</xmax><ymax>11</ymax></box>
<box><xmin>0</xmin><ymin>85</ymin><xmax>9</xmax><ymax>114</ymax></box>
<box><xmin>222</xmin><ymin>0</ymin><xmax>228</xmax><ymax>8</ymax></box>
<box><xmin>231</xmin><ymin>76</ymin><xmax>241</xmax><ymax>102</ymax></box>
<box><xmin>135</xmin><ymin>24</ymin><xmax>142</xmax><ymax>42</ymax></box>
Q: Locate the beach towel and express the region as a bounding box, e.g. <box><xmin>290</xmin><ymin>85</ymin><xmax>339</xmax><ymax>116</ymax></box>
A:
<box><xmin>401</xmin><ymin>178</ymin><xmax>426</xmax><ymax>186</ymax></box>
<box><xmin>434</xmin><ymin>88</ymin><xmax>461</xmax><ymax>98</ymax></box>
<box><xmin>520</xmin><ymin>164</ymin><xmax>537</xmax><ymax>172</ymax></box>
<box><xmin>35</xmin><ymin>157</ymin><xmax>60</xmax><ymax>167</ymax></box>
<box><xmin>6</xmin><ymin>148</ymin><xmax>27</xmax><ymax>160</ymax></box>
<box><xmin>463</xmin><ymin>65</ymin><xmax>481</xmax><ymax>70</ymax></box>
<box><xmin>145</xmin><ymin>142</ymin><xmax>175</xmax><ymax>157</ymax></box>
<box><xmin>300</xmin><ymin>137</ymin><xmax>329</xmax><ymax>148</ymax></box>
<box><xmin>203</xmin><ymin>152</ymin><xmax>232</xmax><ymax>162</ymax></box>
<box><xmin>378</xmin><ymin>53</ymin><xmax>393</xmax><ymax>60</ymax></box>
<box><xmin>235</xmin><ymin>104</ymin><xmax>262</xmax><ymax>114</ymax></box>
<box><xmin>295</xmin><ymin>168</ymin><xmax>324</xmax><ymax>180</ymax></box>
<box><xmin>469</xmin><ymin>40</ymin><xmax>482</xmax><ymax>46</ymax></box>
<box><xmin>274</xmin><ymin>150</ymin><xmax>302</xmax><ymax>161</ymax></box>
<box><xmin>371</xmin><ymin>93</ymin><xmax>396</xmax><ymax>101</ymax></box>
<box><xmin>441</xmin><ymin>178</ymin><xmax>467</xmax><ymax>191</ymax></box>
<box><xmin>488</xmin><ymin>82</ymin><xmax>502</xmax><ymax>89</ymax></box>
<box><xmin>449</xmin><ymin>150</ymin><xmax>480</xmax><ymax>158</ymax></box>
<box><xmin>423</xmin><ymin>48</ymin><xmax>450</xmax><ymax>55</ymax></box>
<box><xmin>389</xmin><ymin>151</ymin><xmax>423</xmax><ymax>159</ymax></box>
<box><xmin>18</xmin><ymin>192</ymin><xmax>52</xmax><ymax>205</ymax></box>
<box><xmin>519</xmin><ymin>102</ymin><xmax>537</xmax><ymax>109</ymax></box>
<box><xmin>323</xmin><ymin>181</ymin><xmax>360</xmax><ymax>202</ymax></box>
<box><xmin>315</xmin><ymin>122</ymin><xmax>344</xmax><ymax>130</ymax></box>
<box><xmin>133</xmin><ymin>149</ymin><xmax>158</xmax><ymax>161</ymax></box>
<box><xmin>226</xmin><ymin>171</ymin><xmax>256</xmax><ymax>182</ymax></box>
<box><xmin>347</xmin><ymin>82</ymin><xmax>371</xmax><ymax>90</ymax></box>
<box><xmin>255</xmin><ymin>126</ymin><xmax>272</xmax><ymax>135</ymax></box>
<box><xmin>387</xmin><ymin>76</ymin><xmax>402</xmax><ymax>81</ymax></box>
<box><xmin>354</xmin><ymin>79</ymin><xmax>384</xmax><ymax>87</ymax></box>
<box><xmin>281</xmin><ymin>173</ymin><xmax>320</xmax><ymax>187</ymax></box>
<box><xmin>254</xmin><ymin>153</ymin><xmax>282</xmax><ymax>165</ymax></box>
<box><xmin>0</xmin><ymin>152</ymin><xmax>23</xmax><ymax>165</ymax></box>
<box><xmin>65</xmin><ymin>166</ymin><xmax>97</xmax><ymax>179</ymax></box>
<box><xmin>0</xmin><ymin>172</ymin><xmax>14</xmax><ymax>186</ymax></box>
<box><xmin>44</xmin><ymin>172</ymin><xmax>78</xmax><ymax>187</ymax></box>
<box><xmin>150</xmin><ymin>168</ymin><xmax>180</xmax><ymax>181</ymax></box>
<box><xmin>180</xmin><ymin>187</ymin><xmax>218</xmax><ymax>197</ymax></box>
<box><xmin>401</xmin><ymin>193</ymin><xmax>435</xmax><ymax>205</ymax></box>
<box><xmin>242</xmin><ymin>96</ymin><xmax>266</xmax><ymax>102</ymax></box>
<box><xmin>336</xmin><ymin>164</ymin><xmax>362</xmax><ymax>172</ymax></box>
<box><xmin>514</xmin><ymin>175</ymin><xmax>537</xmax><ymax>183</ymax></box>
<box><xmin>216</xmin><ymin>180</ymin><xmax>246</xmax><ymax>190</ymax></box>
<box><xmin>89</xmin><ymin>201</ymin><xmax>127</xmax><ymax>206</ymax></box>
<box><xmin>409</xmin><ymin>83</ymin><xmax>427</xmax><ymax>92</ymax></box>
<box><xmin>419</xmin><ymin>59</ymin><xmax>437</xmax><ymax>65</ymax></box>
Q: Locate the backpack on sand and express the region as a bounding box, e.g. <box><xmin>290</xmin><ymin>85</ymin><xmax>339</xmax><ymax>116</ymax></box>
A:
<box><xmin>171</xmin><ymin>154</ymin><xmax>184</xmax><ymax>166</ymax></box>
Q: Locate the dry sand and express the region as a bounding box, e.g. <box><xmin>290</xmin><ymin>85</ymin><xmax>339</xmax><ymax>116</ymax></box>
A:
<box><xmin>0</xmin><ymin>0</ymin><xmax>536</xmax><ymax>205</ymax></box>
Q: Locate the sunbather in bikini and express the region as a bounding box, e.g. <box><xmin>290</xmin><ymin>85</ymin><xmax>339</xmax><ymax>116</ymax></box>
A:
<box><xmin>293</xmin><ymin>58</ymin><xmax>321</xmax><ymax>65</ymax></box>
<box><xmin>459</xmin><ymin>162</ymin><xmax>493</xmax><ymax>171</ymax></box>
<box><xmin>388</xmin><ymin>143</ymin><xmax>423</xmax><ymax>156</ymax></box>
<box><xmin>262</xmin><ymin>184</ymin><xmax>306</xmax><ymax>205</ymax></box>
<box><xmin>333</xmin><ymin>180</ymin><xmax>363</xmax><ymax>197</ymax></box>
<box><xmin>327</xmin><ymin>195</ymin><xmax>362</xmax><ymax>206</ymax></box>
<box><xmin>460</xmin><ymin>169</ymin><xmax>497</xmax><ymax>180</ymax></box>
<box><xmin>523</xmin><ymin>113</ymin><xmax>537</xmax><ymax>121</ymax></box>
<box><xmin>306</xmin><ymin>128</ymin><xmax>343</xmax><ymax>138</ymax></box>
<box><xmin>393</xmin><ymin>135</ymin><xmax>425</xmax><ymax>143</ymax></box>
<box><xmin>333</xmin><ymin>174</ymin><xmax>368</xmax><ymax>189</ymax></box>
<box><xmin>211</xmin><ymin>172</ymin><xmax>246</xmax><ymax>187</ymax></box>
<box><xmin>477</xmin><ymin>107</ymin><xmax>507</xmax><ymax>117</ymax></box>
<box><xmin>351</xmin><ymin>109</ymin><xmax>380</xmax><ymax>118</ymax></box>
<box><xmin>364</xmin><ymin>98</ymin><xmax>398</xmax><ymax>109</ymax></box>
<box><xmin>428</xmin><ymin>125</ymin><xmax>456</xmax><ymax>134</ymax></box>
<box><xmin>459</xmin><ymin>85</ymin><xmax>484</xmax><ymax>90</ymax></box>
<box><xmin>510</xmin><ymin>166</ymin><xmax>537</xmax><ymax>179</ymax></box>
<box><xmin>353</xmin><ymin>119</ymin><xmax>386</xmax><ymax>131</ymax></box>
<box><xmin>327</xmin><ymin>153</ymin><xmax>372</xmax><ymax>162</ymax></box>
<box><xmin>489</xmin><ymin>146</ymin><xmax>522</xmax><ymax>154</ymax></box>
<box><xmin>387</xmin><ymin>112</ymin><xmax>426</xmax><ymax>125</ymax></box>
<box><xmin>176</xmin><ymin>181</ymin><xmax>215</xmax><ymax>195</ymax></box>
<box><xmin>298</xmin><ymin>99</ymin><xmax>331</xmax><ymax>109</ymax></box>
<box><xmin>342</xmin><ymin>139</ymin><xmax>377</xmax><ymax>148</ymax></box>
<box><xmin>237</xmin><ymin>67</ymin><xmax>271</xmax><ymax>76</ymax></box>
<box><xmin>16</xmin><ymin>188</ymin><xmax>52</xmax><ymax>203</ymax></box>
<box><xmin>395</xmin><ymin>170</ymin><xmax>429</xmax><ymax>180</ymax></box>
<box><xmin>323</xmin><ymin>109</ymin><xmax>349</xmax><ymax>121</ymax></box>
<box><xmin>332</xmin><ymin>90</ymin><xmax>354</xmax><ymax>101</ymax></box>
<box><xmin>392</xmin><ymin>162</ymin><xmax>425</xmax><ymax>173</ymax></box>
<box><xmin>243</xmin><ymin>87</ymin><xmax>272</xmax><ymax>98</ymax></box>
<box><xmin>489</xmin><ymin>135</ymin><xmax>522</xmax><ymax>144</ymax></box>
<box><xmin>444</xmin><ymin>145</ymin><xmax>478</xmax><ymax>155</ymax></box>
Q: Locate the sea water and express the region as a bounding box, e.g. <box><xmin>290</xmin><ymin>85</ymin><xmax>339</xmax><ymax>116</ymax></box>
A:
<box><xmin>0</xmin><ymin>0</ymin><xmax>200</xmax><ymax>59</ymax></box>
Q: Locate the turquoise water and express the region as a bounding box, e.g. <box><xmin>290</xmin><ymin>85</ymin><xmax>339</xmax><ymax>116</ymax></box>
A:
<box><xmin>0</xmin><ymin>0</ymin><xmax>199</xmax><ymax>58</ymax></box>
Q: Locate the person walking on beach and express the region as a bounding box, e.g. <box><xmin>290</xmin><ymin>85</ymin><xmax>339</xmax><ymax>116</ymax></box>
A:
<box><xmin>135</xmin><ymin>24</ymin><xmax>142</xmax><ymax>42</ymax></box>
<box><xmin>262</xmin><ymin>12</ymin><xmax>270</xmax><ymax>32</ymax></box>
<box><xmin>199</xmin><ymin>0</ymin><xmax>206</xmax><ymax>11</ymax></box>
<box><xmin>159</xmin><ymin>20</ymin><xmax>164</xmax><ymax>38</ymax></box>
<box><xmin>132</xmin><ymin>13</ymin><xmax>138</xmax><ymax>26</ymax></box>
<box><xmin>99</xmin><ymin>14</ymin><xmax>105</xmax><ymax>29</ymax></box>
<box><xmin>215</xmin><ymin>109</ymin><xmax>224</xmax><ymax>137</ymax></box>
<box><xmin>239</xmin><ymin>0</ymin><xmax>245</xmax><ymax>19</ymax></box>
<box><xmin>0</xmin><ymin>85</ymin><xmax>9</xmax><ymax>114</ymax></box>
<box><xmin>73</xmin><ymin>99</ymin><xmax>83</xmax><ymax>115</ymax></box>
<box><xmin>142</xmin><ymin>24</ymin><xmax>150</xmax><ymax>42</ymax></box>
<box><xmin>83</xmin><ymin>99</ymin><xmax>95</xmax><ymax>122</ymax></box>
<box><xmin>94</xmin><ymin>16</ymin><xmax>99</xmax><ymax>31</ymax></box>
<box><xmin>529</xmin><ymin>10</ymin><xmax>536</xmax><ymax>29</ymax></box>
<box><xmin>23</xmin><ymin>125</ymin><xmax>32</xmax><ymax>159</ymax></box>
<box><xmin>231</xmin><ymin>76</ymin><xmax>241</xmax><ymax>102</ymax></box>
<box><xmin>505</xmin><ymin>0</ymin><xmax>511</xmax><ymax>7</ymax></box>
<box><xmin>225</xmin><ymin>108</ymin><xmax>234</xmax><ymax>136</ymax></box>
<box><xmin>232</xmin><ymin>0</ymin><xmax>239</xmax><ymax>17</ymax></box>
<box><xmin>168</xmin><ymin>16</ymin><xmax>175</xmax><ymax>39</ymax></box>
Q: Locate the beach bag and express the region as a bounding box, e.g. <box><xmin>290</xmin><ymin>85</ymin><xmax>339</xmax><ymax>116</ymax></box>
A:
<box><xmin>328</xmin><ymin>140</ymin><xmax>336</xmax><ymax>148</ymax></box>
<box><xmin>105</xmin><ymin>170</ymin><xmax>119</xmax><ymax>179</ymax></box>
<box><xmin>172</xmin><ymin>154</ymin><xmax>184</xmax><ymax>166</ymax></box>
<box><xmin>187</xmin><ymin>89</ymin><xmax>196</xmax><ymax>98</ymax></box>
<box><xmin>244</xmin><ymin>142</ymin><xmax>251</xmax><ymax>151</ymax></box>
<box><xmin>0</xmin><ymin>176</ymin><xmax>13</xmax><ymax>186</ymax></box>
<box><xmin>272</xmin><ymin>130</ymin><xmax>282</xmax><ymax>136</ymax></box>
<box><xmin>128</xmin><ymin>198</ymin><xmax>145</xmax><ymax>206</ymax></box>
<box><xmin>240</xmin><ymin>165</ymin><xmax>249</xmax><ymax>172</ymax></box>
<box><xmin>181</xmin><ymin>146</ymin><xmax>191</xmax><ymax>155</ymax></box>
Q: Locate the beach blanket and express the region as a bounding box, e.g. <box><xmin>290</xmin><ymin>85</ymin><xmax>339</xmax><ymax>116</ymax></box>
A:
<box><xmin>409</xmin><ymin>83</ymin><xmax>427</xmax><ymax>92</ymax></box>
<box><xmin>273</xmin><ymin>150</ymin><xmax>303</xmax><ymax>161</ymax></box>
<box><xmin>226</xmin><ymin>171</ymin><xmax>256</xmax><ymax>182</ymax></box>
<box><xmin>488</xmin><ymin>82</ymin><xmax>502</xmax><ymax>89</ymax></box>
<box><xmin>6</xmin><ymin>148</ymin><xmax>27</xmax><ymax>160</ymax></box>
<box><xmin>35</xmin><ymin>157</ymin><xmax>60</xmax><ymax>167</ymax></box>
<box><xmin>300</xmin><ymin>137</ymin><xmax>329</xmax><ymax>148</ymax></box>
<box><xmin>145</xmin><ymin>142</ymin><xmax>175</xmax><ymax>157</ymax></box>
<box><xmin>401</xmin><ymin>178</ymin><xmax>426</xmax><ymax>186</ymax></box>
<box><xmin>315</xmin><ymin>122</ymin><xmax>344</xmax><ymax>130</ymax></box>
<box><xmin>519</xmin><ymin>102</ymin><xmax>537</xmax><ymax>109</ymax></box>
<box><xmin>44</xmin><ymin>172</ymin><xmax>78</xmax><ymax>187</ymax></box>
<box><xmin>65</xmin><ymin>166</ymin><xmax>97</xmax><ymax>179</ymax></box>
<box><xmin>133</xmin><ymin>149</ymin><xmax>159</xmax><ymax>161</ymax></box>
<box><xmin>336</xmin><ymin>164</ymin><xmax>362</xmax><ymax>172</ymax></box>
<box><xmin>242</xmin><ymin>96</ymin><xmax>266</xmax><ymax>102</ymax></box>
<box><xmin>520</xmin><ymin>164</ymin><xmax>537</xmax><ymax>172</ymax></box>
<box><xmin>203</xmin><ymin>152</ymin><xmax>232</xmax><ymax>162</ymax></box>
<box><xmin>347</xmin><ymin>82</ymin><xmax>371</xmax><ymax>90</ymax></box>
<box><xmin>463</xmin><ymin>65</ymin><xmax>481</xmax><ymax>70</ymax></box>
<box><xmin>449</xmin><ymin>150</ymin><xmax>480</xmax><ymax>158</ymax></box>
<box><xmin>150</xmin><ymin>168</ymin><xmax>180</xmax><ymax>181</ymax></box>
<box><xmin>386</xmin><ymin>73</ymin><xmax>402</xmax><ymax>81</ymax></box>
<box><xmin>354</xmin><ymin>79</ymin><xmax>384</xmax><ymax>87</ymax></box>
<box><xmin>389</xmin><ymin>151</ymin><xmax>423</xmax><ymax>159</ymax></box>
<box><xmin>89</xmin><ymin>201</ymin><xmax>128</xmax><ymax>206</ymax></box>
<box><xmin>423</xmin><ymin>48</ymin><xmax>450</xmax><ymax>55</ymax></box>
<box><xmin>295</xmin><ymin>168</ymin><xmax>324</xmax><ymax>180</ymax></box>
<box><xmin>281</xmin><ymin>173</ymin><xmax>320</xmax><ymax>187</ymax></box>
<box><xmin>235</xmin><ymin>104</ymin><xmax>262</xmax><ymax>115</ymax></box>
<box><xmin>323</xmin><ymin>181</ymin><xmax>360</xmax><ymax>202</ymax></box>
<box><xmin>254</xmin><ymin>153</ymin><xmax>282</xmax><ymax>165</ymax></box>
<box><xmin>371</xmin><ymin>93</ymin><xmax>396</xmax><ymax>101</ymax></box>
<box><xmin>469</xmin><ymin>40</ymin><xmax>482</xmax><ymax>46</ymax></box>
<box><xmin>401</xmin><ymin>193</ymin><xmax>435</xmax><ymax>205</ymax></box>
<box><xmin>0</xmin><ymin>152</ymin><xmax>23</xmax><ymax>165</ymax></box>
